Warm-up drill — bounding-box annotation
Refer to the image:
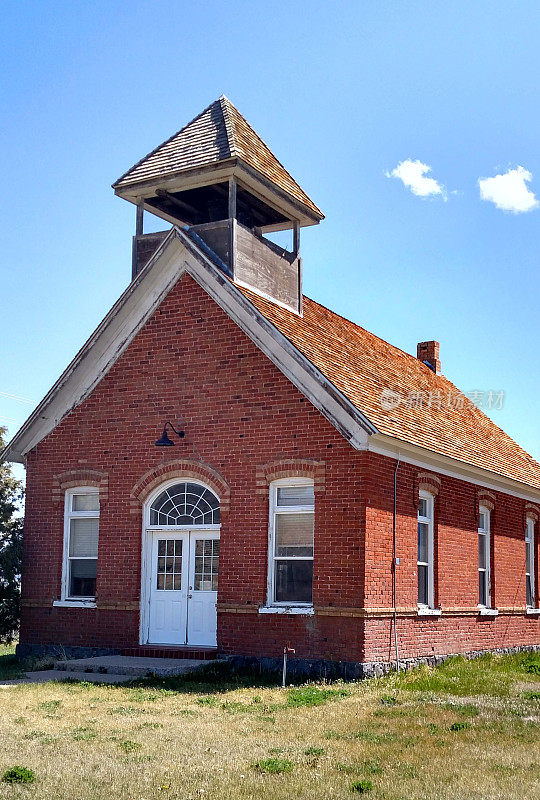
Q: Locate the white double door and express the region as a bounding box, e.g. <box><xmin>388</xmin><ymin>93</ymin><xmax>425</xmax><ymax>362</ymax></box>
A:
<box><xmin>147</xmin><ymin>529</ymin><xmax>219</xmax><ymax>647</ymax></box>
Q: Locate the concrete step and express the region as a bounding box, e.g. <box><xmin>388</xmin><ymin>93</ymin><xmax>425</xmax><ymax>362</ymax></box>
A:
<box><xmin>54</xmin><ymin>655</ymin><xmax>214</xmax><ymax>677</ymax></box>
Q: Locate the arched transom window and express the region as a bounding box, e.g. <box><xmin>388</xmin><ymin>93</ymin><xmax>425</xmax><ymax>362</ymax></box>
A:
<box><xmin>150</xmin><ymin>482</ymin><xmax>220</xmax><ymax>526</ymax></box>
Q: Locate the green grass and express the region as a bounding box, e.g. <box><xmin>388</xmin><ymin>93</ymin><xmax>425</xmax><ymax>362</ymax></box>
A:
<box><xmin>392</xmin><ymin>651</ymin><xmax>540</xmax><ymax>697</ymax></box>
<box><xmin>0</xmin><ymin>645</ymin><xmax>539</xmax><ymax>799</ymax></box>
<box><xmin>253</xmin><ymin>758</ymin><xmax>294</xmax><ymax>774</ymax></box>
<box><xmin>286</xmin><ymin>685</ymin><xmax>350</xmax><ymax>707</ymax></box>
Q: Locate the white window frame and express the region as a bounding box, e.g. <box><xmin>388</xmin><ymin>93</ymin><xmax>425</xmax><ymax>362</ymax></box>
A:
<box><xmin>478</xmin><ymin>506</ymin><xmax>492</xmax><ymax>609</ymax></box>
<box><xmin>417</xmin><ymin>490</ymin><xmax>435</xmax><ymax>610</ymax></box>
<box><xmin>266</xmin><ymin>477</ymin><xmax>314</xmax><ymax>609</ymax></box>
<box><xmin>59</xmin><ymin>487</ymin><xmax>100</xmax><ymax>605</ymax></box>
<box><xmin>526</xmin><ymin>516</ymin><xmax>536</xmax><ymax>609</ymax></box>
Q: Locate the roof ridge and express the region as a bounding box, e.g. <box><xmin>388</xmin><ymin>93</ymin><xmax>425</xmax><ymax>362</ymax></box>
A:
<box><xmin>112</xmin><ymin>97</ymin><xmax>228</xmax><ymax>189</ymax></box>
<box><xmin>219</xmin><ymin>96</ymin><xmax>237</xmax><ymax>158</ymax></box>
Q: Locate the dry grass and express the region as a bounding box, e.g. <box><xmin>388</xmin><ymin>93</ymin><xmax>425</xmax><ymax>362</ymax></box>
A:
<box><xmin>0</xmin><ymin>648</ymin><xmax>539</xmax><ymax>800</ymax></box>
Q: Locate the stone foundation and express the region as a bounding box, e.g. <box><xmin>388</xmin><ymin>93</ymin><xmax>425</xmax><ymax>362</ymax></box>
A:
<box><xmin>225</xmin><ymin>643</ymin><xmax>540</xmax><ymax>681</ymax></box>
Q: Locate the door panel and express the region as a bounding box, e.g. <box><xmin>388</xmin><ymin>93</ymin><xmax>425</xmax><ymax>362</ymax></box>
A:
<box><xmin>148</xmin><ymin>534</ymin><xmax>188</xmax><ymax>645</ymax></box>
<box><xmin>146</xmin><ymin>530</ymin><xmax>220</xmax><ymax>647</ymax></box>
<box><xmin>187</xmin><ymin>534</ymin><xmax>219</xmax><ymax>646</ymax></box>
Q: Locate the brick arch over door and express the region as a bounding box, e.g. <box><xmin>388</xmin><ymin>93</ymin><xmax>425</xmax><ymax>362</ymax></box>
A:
<box><xmin>130</xmin><ymin>459</ymin><xmax>231</xmax><ymax>515</ymax></box>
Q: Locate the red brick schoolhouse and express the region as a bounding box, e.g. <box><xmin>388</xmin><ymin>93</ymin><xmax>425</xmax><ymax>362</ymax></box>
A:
<box><xmin>5</xmin><ymin>96</ymin><xmax>539</xmax><ymax>676</ymax></box>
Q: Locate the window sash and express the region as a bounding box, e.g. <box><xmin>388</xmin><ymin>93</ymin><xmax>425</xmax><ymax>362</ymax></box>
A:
<box><xmin>63</xmin><ymin>489</ymin><xmax>100</xmax><ymax>601</ymax></box>
<box><xmin>526</xmin><ymin>518</ymin><xmax>535</xmax><ymax>608</ymax></box>
<box><xmin>478</xmin><ymin>507</ymin><xmax>491</xmax><ymax>608</ymax></box>
<box><xmin>417</xmin><ymin>492</ymin><xmax>434</xmax><ymax>608</ymax></box>
<box><xmin>269</xmin><ymin>481</ymin><xmax>314</xmax><ymax>606</ymax></box>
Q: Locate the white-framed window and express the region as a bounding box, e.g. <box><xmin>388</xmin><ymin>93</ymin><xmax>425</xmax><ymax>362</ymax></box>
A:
<box><xmin>62</xmin><ymin>487</ymin><xmax>100</xmax><ymax>601</ymax></box>
<box><xmin>417</xmin><ymin>491</ymin><xmax>434</xmax><ymax>608</ymax></box>
<box><xmin>267</xmin><ymin>478</ymin><xmax>314</xmax><ymax>606</ymax></box>
<box><xmin>478</xmin><ymin>506</ymin><xmax>491</xmax><ymax>608</ymax></box>
<box><xmin>526</xmin><ymin>516</ymin><xmax>536</xmax><ymax>608</ymax></box>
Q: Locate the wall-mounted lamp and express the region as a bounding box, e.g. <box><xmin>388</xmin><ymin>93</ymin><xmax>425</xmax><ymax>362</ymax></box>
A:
<box><xmin>155</xmin><ymin>422</ymin><xmax>186</xmax><ymax>447</ymax></box>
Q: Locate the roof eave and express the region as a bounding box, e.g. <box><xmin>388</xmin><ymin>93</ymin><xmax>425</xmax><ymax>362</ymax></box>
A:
<box><xmin>113</xmin><ymin>159</ymin><xmax>323</xmax><ymax>228</ymax></box>
<box><xmin>368</xmin><ymin>433</ymin><xmax>540</xmax><ymax>502</ymax></box>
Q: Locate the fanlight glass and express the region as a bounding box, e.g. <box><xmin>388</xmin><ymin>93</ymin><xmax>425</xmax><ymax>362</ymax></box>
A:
<box><xmin>150</xmin><ymin>482</ymin><xmax>220</xmax><ymax>526</ymax></box>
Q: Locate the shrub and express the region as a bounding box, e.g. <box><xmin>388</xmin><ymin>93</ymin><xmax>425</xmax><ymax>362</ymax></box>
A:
<box><xmin>253</xmin><ymin>758</ymin><xmax>293</xmax><ymax>774</ymax></box>
<box><xmin>304</xmin><ymin>746</ymin><xmax>325</xmax><ymax>756</ymax></box>
<box><xmin>196</xmin><ymin>695</ymin><xmax>219</xmax><ymax>706</ymax></box>
<box><xmin>380</xmin><ymin>694</ymin><xmax>397</xmax><ymax>705</ymax></box>
<box><xmin>449</xmin><ymin>721</ymin><xmax>470</xmax><ymax>732</ymax></box>
<box><xmin>2</xmin><ymin>766</ymin><xmax>35</xmax><ymax>784</ymax></box>
<box><xmin>521</xmin><ymin>655</ymin><xmax>540</xmax><ymax>676</ymax></box>
<box><xmin>350</xmin><ymin>779</ymin><xmax>373</xmax><ymax>793</ymax></box>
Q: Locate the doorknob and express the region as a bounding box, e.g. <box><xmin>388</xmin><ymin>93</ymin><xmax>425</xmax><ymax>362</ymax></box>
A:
<box><xmin>188</xmin><ymin>594</ymin><xmax>192</xmax><ymax>599</ymax></box>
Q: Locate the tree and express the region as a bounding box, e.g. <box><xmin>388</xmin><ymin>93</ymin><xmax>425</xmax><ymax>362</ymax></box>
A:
<box><xmin>0</xmin><ymin>427</ymin><xmax>24</xmax><ymax>642</ymax></box>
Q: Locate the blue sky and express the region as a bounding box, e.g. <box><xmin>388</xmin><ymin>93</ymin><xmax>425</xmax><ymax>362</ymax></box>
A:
<box><xmin>1</xmin><ymin>0</ymin><xmax>539</xmax><ymax>482</ymax></box>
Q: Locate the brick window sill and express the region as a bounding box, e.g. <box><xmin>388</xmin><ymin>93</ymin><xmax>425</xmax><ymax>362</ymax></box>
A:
<box><xmin>526</xmin><ymin>607</ymin><xmax>540</xmax><ymax>616</ymax></box>
<box><xmin>417</xmin><ymin>607</ymin><xmax>442</xmax><ymax>617</ymax></box>
<box><xmin>478</xmin><ymin>607</ymin><xmax>499</xmax><ymax>616</ymax></box>
<box><xmin>258</xmin><ymin>606</ymin><xmax>315</xmax><ymax>616</ymax></box>
<box><xmin>52</xmin><ymin>600</ymin><xmax>97</xmax><ymax>609</ymax></box>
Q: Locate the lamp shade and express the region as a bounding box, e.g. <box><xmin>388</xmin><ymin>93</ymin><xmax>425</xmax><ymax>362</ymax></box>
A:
<box><xmin>155</xmin><ymin>427</ymin><xmax>175</xmax><ymax>447</ymax></box>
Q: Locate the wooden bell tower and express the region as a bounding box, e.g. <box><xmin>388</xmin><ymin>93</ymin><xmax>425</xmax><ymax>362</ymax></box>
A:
<box><xmin>113</xmin><ymin>96</ymin><xmax>324</xmax><ymax>314</ymax></box>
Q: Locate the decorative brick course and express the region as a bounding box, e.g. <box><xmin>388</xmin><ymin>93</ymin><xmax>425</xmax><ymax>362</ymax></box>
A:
<box><xmin>255</xmin><ymin>458</ymin><xmax>326</xmax><ymax>494</ymax></box>
<box><xmin>52</xmin><ymin>468</ymin><xmax>108</xmax><ymax>504</ymax></box>
<box><xmin>129</xmin><ymin>458</ymin><xmax>231</xmax><ymax>515</ymax></box>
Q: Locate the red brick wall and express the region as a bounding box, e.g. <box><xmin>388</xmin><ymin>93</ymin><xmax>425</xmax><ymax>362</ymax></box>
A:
<box><xmin>19</xmin><ymin>274</ymin><xmax>539</xmax><ymax>663</ymax></box>
<box><xmin>20</xmin><ymin>274</ymin><xmax>365</xmax><ymax>660</ymax></box>
<box><xmin>362</xmin><ymin>452</ymin><xmax>539</xmax><ymax>662</ymax></box>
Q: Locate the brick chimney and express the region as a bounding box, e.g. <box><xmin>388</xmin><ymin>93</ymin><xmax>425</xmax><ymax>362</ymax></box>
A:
<box><xmin>417</xmin><ymin>341</ymin><xmax>441</xmax><ymax>374</ymax></box>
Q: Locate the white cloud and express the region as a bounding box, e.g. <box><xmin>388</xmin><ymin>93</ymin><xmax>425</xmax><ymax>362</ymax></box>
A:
<box><xmin>386</xmin><ymin>159</ymin><xmax>446</xmax><ymax>199</ymax></box>
<box><xmin>478</xmin><ymin>166</ymin><xmax>538</xmax><ymax>213</ymax></box>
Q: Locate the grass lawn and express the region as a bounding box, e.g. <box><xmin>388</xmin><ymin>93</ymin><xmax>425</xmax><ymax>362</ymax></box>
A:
<box><xmin>0</xmin><ymin>645</ymin><xmax>538</xmax><ymax>799</ymax></box>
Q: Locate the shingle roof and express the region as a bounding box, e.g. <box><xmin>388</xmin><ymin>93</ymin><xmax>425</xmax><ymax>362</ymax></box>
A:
<box><xmin>113</xmin><ymin>96</ymin><xmax>323</xmax><ymax>218</ymax></box>
<box><xmin>236</xmin><ymin>285</ymin><xmax>540</xmax><ymax>490</ymax></box>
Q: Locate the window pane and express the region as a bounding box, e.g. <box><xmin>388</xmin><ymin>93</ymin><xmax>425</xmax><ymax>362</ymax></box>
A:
<box><xmin>417</xmin><ymin>522</ymin><xmax>428</xmax><ymax>563</ymax></box>
<box><xmin>275</xmin><ymin>559</ymin><xmax>313</xmax><ymax>603</ymax></box>
<box><xmin>277</xmin><ymin>485</ymin><xmax>314</xmax><ymax>507</ymax></box>
<box><xmin>418</xmin><ymin>498</ymin><xmax>428</xmax><ymax>518</ymax></box>
<box><xmin>478</xmin><ymin>533</ymin><xmax>486</xmax><ymax>569</ymax></box>
<box><xmin>526</xmin><ymin>541</ymin><xmax>532</xmax><ymax>573</ymax></box>
<box><xmin>156</xmin><ymin>539</ymin><xmax>182</xmax><ymax>590</ymax></box>
<box><xmin>478</xmin><ymin>512</ymin><xmax>485</xmax><ymax>531</ymax></box>
<box><xmin>150</xmin><ymin>482</ymin><xmax>220</xmax><ymax>525</ymax></box>
<box><xmin>72</xmin><ymin>493</ymin><xmax>99</xmax><ymax>512</ymax></box>
<box><xmin>418</xmin><ymin>564</ymin><xmax>428</xmax><ymax>605</ymax></box>
<box><xmin>526</xmin><ymin>575</ymin><xmax>533</xmax><ymax>607</ymax></box>
<box><xmin>69</xmin><ymin>518</ymin><xmax>99</xmax><ymax>557</ymax></box>
<box><xmin>193</xmin><ymin>540</ymin><xmax>219</xmax><ymax>591</ymax></box>
<box><xmin>275</xmin><ymin>513</ymin><xmax>314</xmax><ymax>557</ymax></box>
<box><xmin>69</xmin><ymin>558</ymin><xmax>97</xmax><ymax>597</ymax></box>
<box><xmin>479</xmin><ymin>571</ymin><xmax>486</xmax><ymax>606</ymax></box>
